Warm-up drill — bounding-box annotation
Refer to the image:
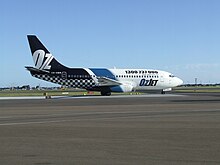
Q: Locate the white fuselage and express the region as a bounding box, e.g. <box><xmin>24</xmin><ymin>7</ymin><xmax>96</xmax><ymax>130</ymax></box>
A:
<box><xmin>85</xmin><ymin>68</ymin><xmax>183</xmax><ymax>92</ymax></box>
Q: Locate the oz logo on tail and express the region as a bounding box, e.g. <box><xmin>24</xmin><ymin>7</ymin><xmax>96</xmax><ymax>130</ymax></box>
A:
<box><xmin>33</xmin><ymin>50</ymin><xmax>54</xmax><ymax>70</ymax></box>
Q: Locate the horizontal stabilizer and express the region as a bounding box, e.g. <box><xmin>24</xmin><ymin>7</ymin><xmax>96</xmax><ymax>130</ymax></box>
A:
<box><xmin>97</xmin><ymin>76</ymin><xmax>122</xmax><ymax>86</ymax></box>
<box><xmin>25</xmin><ymin>66</ymin><xmax>49</xmax><ymax>73</ymax></box>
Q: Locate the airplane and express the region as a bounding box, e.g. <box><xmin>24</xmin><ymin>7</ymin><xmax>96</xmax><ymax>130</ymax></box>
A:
<box><xmin>26</xmin><ymin>35</ymin><xmax>183</xmax><ymax>96</ymax></box>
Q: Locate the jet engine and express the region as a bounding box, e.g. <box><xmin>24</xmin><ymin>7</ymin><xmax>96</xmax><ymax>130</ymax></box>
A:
<box><xmin>110</xmin><ymin>84</ymin><xmax>134</xmax><ymax>93</ymax></box>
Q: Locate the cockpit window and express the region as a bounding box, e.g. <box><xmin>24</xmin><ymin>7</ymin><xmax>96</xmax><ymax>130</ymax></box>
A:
<box><xmin>169</xmin><ymin>74</ymin><xmax>175</xmax><ymax>78</ymax></box>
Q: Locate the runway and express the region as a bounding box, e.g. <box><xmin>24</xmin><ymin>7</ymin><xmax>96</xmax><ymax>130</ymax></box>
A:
<box><xmin>0</xmin><ymin>94</ymin><xmax>220</xmax><ymax>164</ymax></box>
<box><xmin>0</xmin><ymin>93</ymin><xmax>182</xmax><ymax>100</ymax></box>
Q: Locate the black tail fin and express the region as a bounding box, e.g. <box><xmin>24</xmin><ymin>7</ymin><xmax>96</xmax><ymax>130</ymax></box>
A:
<box><xmin>27</xmin><ymin>35</ymin><xmax>67</xmax><ymax>71</ymax></box>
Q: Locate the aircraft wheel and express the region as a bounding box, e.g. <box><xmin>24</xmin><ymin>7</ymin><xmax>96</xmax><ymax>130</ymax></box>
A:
<box><xmin>101</xmin><ymin>91</ymin><xmax>111</xmax><ymax>96</ymax></box>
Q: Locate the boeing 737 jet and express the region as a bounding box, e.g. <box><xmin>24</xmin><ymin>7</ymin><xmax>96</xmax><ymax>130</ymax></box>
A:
<box><xmin>26</xmin><ymin>35</ymin><xmax>183</xmax><ymax>96</ymax></box>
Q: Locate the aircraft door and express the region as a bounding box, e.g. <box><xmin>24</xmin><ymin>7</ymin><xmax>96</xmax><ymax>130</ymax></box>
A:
<box><xmin>61</xmin><ymin>71</ymin><xmax>67</xmax><ymax>80</ymax></box>
<box><xmin>160</xmin><ymin>75</ymin><xmax>164</xmax><ymax>82</ymax></box>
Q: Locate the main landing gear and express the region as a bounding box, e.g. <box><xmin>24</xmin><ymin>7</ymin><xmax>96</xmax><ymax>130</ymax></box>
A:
<box><xmin>101</xmin><ymin>91</ymin><xmax>111</xmax><ymax>96</ymax></box>
<box><xmin>161</xmin><ymin>90</ymin><xmax>165</xmax><ymax>94</ymax></box>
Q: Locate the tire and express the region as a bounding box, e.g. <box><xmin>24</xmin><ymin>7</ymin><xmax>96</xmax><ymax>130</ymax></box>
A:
<box><xmin>101</xmin><ymin>91</ymin><xmax>111</xmax><ymax>96</ymax></box>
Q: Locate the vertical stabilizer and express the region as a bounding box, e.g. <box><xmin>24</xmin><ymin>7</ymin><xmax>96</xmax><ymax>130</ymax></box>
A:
<box><xmin>27</xmin><ymin>35</ymin><xmax>67</xmax><ymax>71</ymax></box>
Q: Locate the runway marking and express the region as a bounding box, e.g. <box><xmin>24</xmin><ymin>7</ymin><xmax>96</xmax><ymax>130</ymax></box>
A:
<box><xmin>0</xmin><ymin>120</ymin><xmax>74</xmax><ymax>126</ymax></box>
<box><xmin>0</xmin><ymin>96</ymin><xmax>45</xmax><ymax>100</ymax></box>
<box><xmin>0</xmin><ymin>109</ymin><xmax>219</xmax><ymax>126</ymax></box>
<box><xmin>0</xmin><ymin>108</ymin><xmax>219</xmax><ymax>119</ymax></box>
<box><xmin>0</xmin><ymin>113</ymin><xmax>219</xmax><ymax>126</ymax></box>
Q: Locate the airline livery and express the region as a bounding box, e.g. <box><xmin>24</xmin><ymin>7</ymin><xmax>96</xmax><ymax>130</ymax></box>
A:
<box><xmin>26</xmin><ymin>35</ymin><xmax>183</xmax><ymax>96</ymax></box>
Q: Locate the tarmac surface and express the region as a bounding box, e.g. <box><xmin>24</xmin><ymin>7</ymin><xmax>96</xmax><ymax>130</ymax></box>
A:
<box><xmin>0</xmin><ymin>93</ymin><xmax>220</xmax><ymax>164</ymax></box>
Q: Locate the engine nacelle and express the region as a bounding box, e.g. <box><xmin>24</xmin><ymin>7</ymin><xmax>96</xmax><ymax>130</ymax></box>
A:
<box><xmin>110</xmin><ymin>84</ymin><xmax>134</xmax><ymax>93</ymax></box>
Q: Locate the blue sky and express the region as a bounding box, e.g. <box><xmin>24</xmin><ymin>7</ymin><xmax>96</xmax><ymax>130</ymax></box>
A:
<box><xmin>1</xmin><ymin>0</ymin><xmax>220</xmax><ymax>87</ymax></box>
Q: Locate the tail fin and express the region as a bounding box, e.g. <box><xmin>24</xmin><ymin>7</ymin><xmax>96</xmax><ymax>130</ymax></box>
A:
<box><xmin>27</xmin><ymin>35</ymin><xmax>66</xmax><ymax>71</ymax></box>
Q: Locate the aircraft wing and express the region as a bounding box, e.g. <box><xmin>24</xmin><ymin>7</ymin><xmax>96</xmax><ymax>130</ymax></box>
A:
<box><xmin>97</xmin><ymin>76</ymin><xmax>122</xmax><ymax>86</ymax></box>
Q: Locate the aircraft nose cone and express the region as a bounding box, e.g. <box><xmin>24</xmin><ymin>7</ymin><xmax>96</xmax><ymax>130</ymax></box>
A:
<box><xmin>176</xmin><ymin>78</ymin><xmax>183</xmax><ymax>86</ymax></box>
